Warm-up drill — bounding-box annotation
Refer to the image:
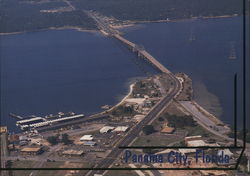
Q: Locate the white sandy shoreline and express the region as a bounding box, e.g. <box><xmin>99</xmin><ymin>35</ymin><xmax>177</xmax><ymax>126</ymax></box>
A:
<box><xmin>103</xmin><ymin>83</ymin><xmax>135</xmax><ymax>113</ymax></box>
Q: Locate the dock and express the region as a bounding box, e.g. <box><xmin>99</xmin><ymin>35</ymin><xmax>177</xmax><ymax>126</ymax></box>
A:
<box><xmin>9</xmin><ymin>113</ymin><xmax>23</xmax><ymax>120</ymax></box>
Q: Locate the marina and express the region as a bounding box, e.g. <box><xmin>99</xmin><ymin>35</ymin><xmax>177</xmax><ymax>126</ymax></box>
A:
<box><xmin>14</xmin><ymin>112</ymin><xmax>85</xmax><ymax>131</ymax></box>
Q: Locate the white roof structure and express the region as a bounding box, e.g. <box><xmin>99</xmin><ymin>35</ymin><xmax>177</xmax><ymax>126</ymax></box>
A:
<box><xmin>187</xmin><ymin>140</ymin><xmax>206</xmax><ymax>147</ymax></box>
<box><xmin>62</xmin><ymin>149</ymin><xmax>84</xmax><ymax>156</ymax></box>
<box><xmin>113</xmin><ymin>126</ymin><xmax>129</xmax><ymax>132</ymax></box>
<box><xmin>48</xmin><ymin>114</ymin><xmax>84</xmax><ymax>123</ymax></box>
<box><xmin>16</xmin><ymin>117</ymin><xmax>43</xmax><ymax>124</ymax></box>
<box><xmin>80</xmin><ymin>135</ymin><xmax>93</xmax><ymax>141</ymax></box>
<box><xmin>19</xmin><ymin>114</ymin><xmax>85</xmax><ymax>129</ymax></box>
<box><xmin>99</xmin><ymin>126</ymin><xmax>114</xmax><ymax>133</ymax></box>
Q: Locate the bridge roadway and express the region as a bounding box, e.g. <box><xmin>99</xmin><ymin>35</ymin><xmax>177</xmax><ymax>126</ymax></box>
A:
<box><xmin>83</xmin><ymin>11</ymin><xmax>181</xmax><ymax>175</ymax></box>
<box><xmin>88</xmin><ymin>74</ymin><xmax>181</xmax><ymax>176</ymax></box>
<box><xmin>85</xmin><ymin>11</ymin><xmax>171</xmax><ymax>74</ymax></box>
<box><xmin>113</xmin><ymin>34</ymin><xmax>171</xmax><ymax>74</ymax></box>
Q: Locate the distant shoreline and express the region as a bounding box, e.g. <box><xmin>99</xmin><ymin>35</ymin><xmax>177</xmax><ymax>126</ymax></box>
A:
<box><xmin>0</xmin><ymin>15</ymin><xmax>239</xmax><ymax>36</ymax></box>
<box><xmin>129</xmin><ymin>14</ymin><xmax>239</xmax><ymax>25</ymax></box>
<box><xmin>0</xmin><ymin>26</ymin><xmax>97</xmax><ymax>36</ymax></box>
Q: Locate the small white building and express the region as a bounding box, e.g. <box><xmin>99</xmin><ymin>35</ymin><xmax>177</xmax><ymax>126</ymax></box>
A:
<box><xmin>80</xmin><ymin>135</ymin><xmax>93</xmax><ymax>141</ymax></box>
<box><xmin>185</xmin><ymin>135</ymin><xmax>202</xmax><ymax>143</ymax></box>
<box><xmin>186</xmin><ymin>140</ymin><xmax>206</xmax><ymax>147</ymax></box>
<box><xmin>113</xmin><ymin>126</ymin><xmax>129</xmax><ymax>132</ymax></box>
<box><xmin>99</xmin><ymin>126</ymin><xmax>114</xmax><ymax>134</ymax></box>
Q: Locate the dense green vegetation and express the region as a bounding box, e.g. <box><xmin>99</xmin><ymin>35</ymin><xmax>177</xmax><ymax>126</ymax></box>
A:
<box><xmin>47</xmin><ymin>135</ymin><xmax>59</xmax><ymax>145</ymax></box>
<box><xmin>61</xmin><ymin>133</ymin><xmax>72</xmax><ymax>145</ymax></box>
<box><xmin>111</xmin><ymin>105</ymin><xmax>135</xmax><ymax>116</ymax></box>
<box><xmin>0</xmin><ymin>0</ymin><xmax>243</xmax><ymax>33</ymax></box>
<box><xmin>71</xmin><ymin>0</ymin><xmax>242</xmax><ymax>21</ymax></box>
<box><xmin>164</xmin><ymin>113</ymin><xmax>197</xmax><ymax>128</ymax></box>
<box><xmin>0</xmin><ymin>0</ymin><xmax>96</xmax><ymax>33</ymax></box>
<box><xmin>47</xmin><ymin>134</ymin><xmax>72</xmax><ymax>145</ymax></box>
<box><xmin>142</xmin><ymin>125</ymin><xmax>156</xmax><ymax>135</ymax></box>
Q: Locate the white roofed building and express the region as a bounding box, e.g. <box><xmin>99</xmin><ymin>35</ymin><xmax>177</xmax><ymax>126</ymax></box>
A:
<box><xmin>113</xmin><ymin>126</ymin><xmax>129</xmax><ymax>132</ymax></box>
<box><xmin>186</xmin><ymin>140</ymin><xmax>206</xmax><ymax>147</ymax></box>
<box><xmin>185</xmin><ymin>136</ymin><xmax>202</xmax><ymax>143</ymax></box>
<box><xmin>80</xmin><ymin>135</ymin><xmax>93</xmax><ymax>141</ymax></box>
<box><xmin>99</xmin><ymin>126</ymin><xmax>114</xmax><ymax>134</ymax></box>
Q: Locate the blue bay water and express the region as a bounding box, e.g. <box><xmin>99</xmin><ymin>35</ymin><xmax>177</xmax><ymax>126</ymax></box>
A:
<box><xmin>123</xmin><ymin>17</ymin><xmax>244</xmax><ymax>127</ymax></box>
<box><xmin>0</xmin><ymin>17</ymin><xmax>246</xmax><ymax>132</ymax></box>
<box><xmin>0</xmin><ymin>30</ymin><xmax>145</xmax><ymax>132</ymax></box>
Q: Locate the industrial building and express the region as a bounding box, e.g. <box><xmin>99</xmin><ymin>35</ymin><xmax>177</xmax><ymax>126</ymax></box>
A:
<box><xmin>80</xmin><ymin>135</ymin><xmax>93</xmax><ymax>141</ymax></box>
<box><xmin>20</xmin><ymin>146</ymin><xmax>43</xmax><ymax>155</ymax></box>
<box><xmin>184</xmin><ymin>135</ymin><xmax>207</xmax><ymax>147</ymax></box>
<box><xmin>99</xmin><ymin>126</ymin><xmax>114</xmax><ymax>133</ymax></box>
<box><xmin>62</xmin><ymin>149</ymin><xmax>84</xmax><ymax>157</ymax></box>
<box><xmin>186</xmin><ymin>140</ymin><xmax>206</xmax><ymax>147</ymax></box>
<box><xmin>184</xmin><ymin>135</ymin><xmax>202</xmax><ymax>143</ymax></box>
<box><xmin>113</xmin><ymin>126</ymin><xmax>129</xmax><ymax>132</ymax></box>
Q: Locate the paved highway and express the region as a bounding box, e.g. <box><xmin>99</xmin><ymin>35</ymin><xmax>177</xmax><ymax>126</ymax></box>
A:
<box><xmin>87</xmin><ymin>73</ymin><xmax>181</xmax><ymax>176</ymax></box>
<box><xmin>179</xmin><ymin>101</ymin><xmax>230</xmax><ymax>139</ymax></box>
<box><xmin>85</xmin><ymin>10</ymin><xmax>182</xmax><ymax>176</ymax></box>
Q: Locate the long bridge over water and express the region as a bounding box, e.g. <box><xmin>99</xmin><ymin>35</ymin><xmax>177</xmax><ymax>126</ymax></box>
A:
<box><xmin>113</xmin><ymin>34</ymin><xmax>171</xmax><ymax>74</ymax></box>
<box><xmin>85</xmin><ymin>11</ymin><xmax>171</xmax><ymax>74</ymax></box>
<box><xmin>85</xmin><ymin>11</ymin><xmax>183</xmax><ymax>176</ymax></box>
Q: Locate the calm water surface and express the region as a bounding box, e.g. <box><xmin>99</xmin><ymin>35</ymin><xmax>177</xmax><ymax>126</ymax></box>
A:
<box><xmin>123</xmin><ymin>17</ymin><xmax>243</xmax><ymax>127</ymax></box>
<box><xmin>0</xmin><ymin>17</ymin><xmax>245</xmax><ymax>132</ymax></box>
